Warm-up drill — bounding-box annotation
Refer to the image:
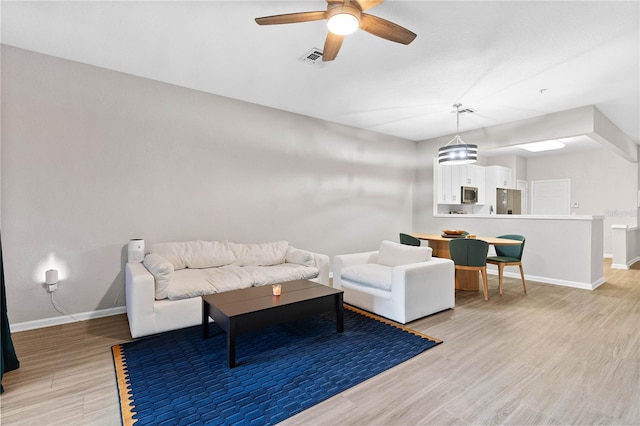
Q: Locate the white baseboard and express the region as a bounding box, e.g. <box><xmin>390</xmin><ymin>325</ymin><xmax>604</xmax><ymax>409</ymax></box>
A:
<box><xmin>486</xmin><ymin>269</ymin><xmax>604</xmax><ymax>291</ymax></box>
<box><xmin>612</xmin><ymin>256</ymin><xmax>640</xmax><ymax>270</ymax></box>
<box><xmin>10</xmin><ymin>306</ymin><xmax>127</xmax><ymax>333</ymax></box>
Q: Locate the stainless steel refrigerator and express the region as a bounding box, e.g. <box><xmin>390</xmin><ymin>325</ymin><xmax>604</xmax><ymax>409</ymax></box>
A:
<box><xmin>496</xmin><ymin>188</ymin><xmax>521</xmax><ymax>214</ymax></box>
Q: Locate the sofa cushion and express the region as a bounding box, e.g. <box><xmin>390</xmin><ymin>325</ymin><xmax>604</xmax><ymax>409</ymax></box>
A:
<box><xmin>229</xmin><ymin>241</ymin><xmax>289</xmax><ymax>266</ymax></box>
<box><xmin>377</xmin><ymin>240</ymin><xmax>432</xmax><ymax>267</ymax></box>
<box><xmin>167</xmin><ymin>266</ymin><xmax>253</xmax><ymax>300</ymax></box>
<box><xmin>187</xmin><ymin>240</ymin><xmax>236</xmax><ymax>268</ymax></box>
<box><xmin>209</xmin><ymin>265</ymin><xmax>254</xmax><ymax>293</ymax></box>
<box><xmin>242</xmin><ymin>264</ymin><xmax>319</xmax><ymax>286</ymax></box>
<box><xmin>341</xmin><ymin>263</ymin><xmax>393</xmax><ymax>291</ymax></box>
<box><xmin>150</xmin><ymin>240</ymin><xmax>236</xmax><ymax>270</ymax></box>
<box><xmin>144</xmin><ymin>254</ymin><xmax>174</xmax><ymax>300</ymax></box>
<box><xmin>285</xmin><ymin>247</ymin><xmax>315</xmax><ymax>267</ymax></box>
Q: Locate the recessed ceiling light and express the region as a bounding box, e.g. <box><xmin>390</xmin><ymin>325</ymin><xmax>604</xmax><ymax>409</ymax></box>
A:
<box><xmin>516</xmin><ymin>140</ymin><xmax>565</xmax><ymax>152</ymax></box>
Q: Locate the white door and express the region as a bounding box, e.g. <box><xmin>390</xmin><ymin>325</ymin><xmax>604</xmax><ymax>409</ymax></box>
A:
<box><xmin>531</xmin><ymin>179</ymin><xmax>571</xmax><ymax>215</ymax></box>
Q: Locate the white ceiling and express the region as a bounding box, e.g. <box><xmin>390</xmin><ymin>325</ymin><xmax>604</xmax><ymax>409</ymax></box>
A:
<box><xmin>2</xmin><ymin>1</ymin><xmax>639</xmax><ymax>151</ymax></box>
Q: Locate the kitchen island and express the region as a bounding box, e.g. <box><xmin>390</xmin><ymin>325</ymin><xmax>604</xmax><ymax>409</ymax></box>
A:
<box><xmin>422</xmin><ymin>215</ymin><xmax>604</xmax><ymax>290</ymax></box>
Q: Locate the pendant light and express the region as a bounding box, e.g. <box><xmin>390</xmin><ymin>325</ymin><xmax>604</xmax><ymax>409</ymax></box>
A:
<box><xmin>438</xmin><ymin>103</ymin><xmax>478</xmax><ymax>165</ymax></box>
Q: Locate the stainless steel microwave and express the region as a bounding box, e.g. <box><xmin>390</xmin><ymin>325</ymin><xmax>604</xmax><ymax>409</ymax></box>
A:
<box><xmin>461</xmin><ymin>186</ymin><xmax>478</xmax><ymax>204</ymax></box>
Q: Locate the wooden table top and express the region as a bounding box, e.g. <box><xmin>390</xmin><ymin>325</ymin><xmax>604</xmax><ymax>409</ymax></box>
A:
<box><xmin>201</xmin><ymin>280</ymin><xmax>342</xmax><ymax>317</ymax></box>
<box><xmin>411</xmin><ymin>233</ymin><xmax>523</xmax><ymax>245</ymax></box>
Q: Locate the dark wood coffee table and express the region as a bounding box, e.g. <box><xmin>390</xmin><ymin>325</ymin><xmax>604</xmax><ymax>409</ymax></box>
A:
<box><xmin>202</xmin><ymin>280</ymin><xmax>344</xmax><ymax>368</ymax></box>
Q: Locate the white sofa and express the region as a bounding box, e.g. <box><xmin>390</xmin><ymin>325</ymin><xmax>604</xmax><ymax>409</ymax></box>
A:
<box><xmin>333</xmin><ymin>240</ymin><xmax>455</xmax><ymax>324</ymax></box>
<box><xmin>125</xmin><ymin>240</ymin><xmax>330</xmax><ymax>338</ymax></box>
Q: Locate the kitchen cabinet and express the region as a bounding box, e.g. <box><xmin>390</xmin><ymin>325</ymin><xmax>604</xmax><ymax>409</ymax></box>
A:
<box><xmin>486</xmin><ymin>165</ymin><xmax>512</xmax><ymax>188</ymax></box>
<box><xmin>459</xmin><ymin>164</ymin><xmax>484</xmax><ymax>187</ymax></box>
<box><xmin>485</xmin><ymin>165</ymin><xmax>514</xmax><ymax>210</ymax></box>
<box><xmin>437</xmin><ymin>164</ymin><xmax>460</xmax><ymax>203</ymax></box>
<box><xmin>436</xmin><ymin>163</ymin><xmax>486</xmax><ymax>204</ymax></box>
<box><xmin>461</xmin><ymin>164</ymin><xmax>486</xmax><ymax>204</ymax></box>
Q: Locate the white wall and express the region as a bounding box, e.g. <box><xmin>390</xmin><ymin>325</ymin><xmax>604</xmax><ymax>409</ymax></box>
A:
<box><xmin>1</xmin><ymin>46</ymin><xmax>416</xmax><ymax>324</ymax></box>
<box><xmin>526</xmin><ymin>147</ymin><xmax>638</xmax><ymax>253</ymax></box>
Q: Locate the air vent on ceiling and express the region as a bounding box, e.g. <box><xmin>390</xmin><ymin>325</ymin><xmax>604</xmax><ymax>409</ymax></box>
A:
<box><xmin>300</xmin><ymin>48</ymin><xmax>325</xmax><ymax>67</ymax></box>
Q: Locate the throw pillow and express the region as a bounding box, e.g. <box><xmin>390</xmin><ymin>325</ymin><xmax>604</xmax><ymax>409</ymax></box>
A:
<box><xmin>149</xmin><ymin>241</ymin><xmax>189</xmax><ymax>270</ymax></box>
<box><xmin>185</xmin><ymin>240</ymin><xmax>236</xmax><ymax>268</ymax></box>
<box><xmin>143</xmin><ymin>253</ymin><xmax>174</xmax><ymax>300</ymax></box>
<box><xmin>149</xmin><ymin>240</ymin><xmax>236</xmax><ymax>269</ymax></box>
<box><xmin>229</xmin><ymin>241</ymin><xmax>289</xmax><ymax>266</ymax></box>
<box><xmin>377</xmin><ymin>240</ymin><xmax>432</xmax><ymax>267</ymax></box>
<box><xmin>285</xmin><ymin>247</ymin><xmax>315</xmax><ymax>267</ymax></box>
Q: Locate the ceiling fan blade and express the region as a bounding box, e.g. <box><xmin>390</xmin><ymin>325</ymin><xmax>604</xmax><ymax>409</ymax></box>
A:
<box><xmin>359</xmin><ymin>13</ymin><xmax>417</xmax><ymax>44</ymax></box>
<box><xmin>255</xmin><ymin>11</ymin><xmax>326</xmax><ymax>26</ymax></box>
<box><xmin>323</xmin><ymin>32</ymin><xmax>344</xmax><ymax>61</ymax></box>
<box><xmin>354</xmin><ymin>0</ymin><xmax>385</xmax><ymax>12</ymax></box>
<box><xmin>327</xmin><ymin>0</ymin><xmax>382</xmax><ymax>11</ymax></box>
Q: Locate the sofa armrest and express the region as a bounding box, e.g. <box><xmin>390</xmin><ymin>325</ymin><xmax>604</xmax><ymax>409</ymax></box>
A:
<box><xmin>125</xmin><ymin>262</ymin><xmax>156</xmax><ymax>337</ymax></box>
<box><xmin>392</xmin><ymin>257</ymin><xmax>455</xmax><ymax>306</ymax></box>
<box><xmin>333</xmin><ymin>251</ymin><xmax>379</xmax><ymax>289</ymax></box>
<box><xmin>393</xmin><ymin>257</ymin><xmax>454</xmax><ymax>281</ymax></box>
<box><xmin>311</xmin><ymin>252</ymin><xmax>331</xmax><ymax>286</ymax></box>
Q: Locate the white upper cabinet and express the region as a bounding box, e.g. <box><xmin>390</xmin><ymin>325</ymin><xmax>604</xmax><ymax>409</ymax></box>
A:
<box><xmin>485</xmin><ymin>165</ymin><xmax>513</xmax><ymax>189</ymax></box>
<box><xmin>468</xmin><ymin>165</ymin><xmax>486</xmax><ymax>204</ymax></box>
<box><xmin>464</xmin><ymin>164</ymin><xmax>485</xmax><ymax>186</ymax></box>
<box><xmin>484</xmin><ymin>165</ymin><xmax>514</xmax><ymax>209</ymax></box>
<box><xmin>437</xmin><ymin>163</ymin><xmax>459</xmax><ymax>203</ymax></box>
<box><xmin>436</xmin><ymin>163</ymin><xmax>486</xmax><ymax>205</ymax></box>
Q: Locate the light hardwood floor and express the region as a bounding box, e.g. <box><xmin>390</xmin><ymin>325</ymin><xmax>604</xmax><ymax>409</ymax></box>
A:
<box><xmin>1</xmin><ymin>260</ymin><xmax>638</xmax><ymax>425</ymax></box>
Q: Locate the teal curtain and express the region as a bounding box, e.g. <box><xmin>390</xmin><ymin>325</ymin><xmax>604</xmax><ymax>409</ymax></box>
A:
<box><xmin>1</xmin><ymin>232</ymin><xmax>20</xmax><ymax>393</ymax></box>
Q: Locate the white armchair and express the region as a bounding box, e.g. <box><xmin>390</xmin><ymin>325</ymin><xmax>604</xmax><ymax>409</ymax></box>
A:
<box><xmin>333</xmin><ymin>240</ymin><xmax>455</xmax><ymax>324</ymax></box>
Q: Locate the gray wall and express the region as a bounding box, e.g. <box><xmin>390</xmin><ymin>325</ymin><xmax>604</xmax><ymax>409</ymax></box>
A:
<box><xmin>1</xmin><ymin>46</ymin><xmax>416</xmax><ymax>324</ymax></box>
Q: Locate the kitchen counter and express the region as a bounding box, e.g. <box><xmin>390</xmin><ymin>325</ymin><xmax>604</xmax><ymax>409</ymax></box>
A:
<box><xmin>424</xmin><ymin>214</ymin><xmax>604</xmax><ymax>290</ymax></box>
<box><xmin>435</xmin><ymin>214</ymin><xmax>604</xmax><ymax>220</ymax></box>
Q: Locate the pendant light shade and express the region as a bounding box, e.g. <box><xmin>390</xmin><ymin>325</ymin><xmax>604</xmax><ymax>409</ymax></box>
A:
<box><xmin>438</xmin><ymin>139</ymin><xmax>478</xmax><ymax>164</ymax></box>
<box><xmin>438</xmin><ymin>104</ymin><xmax>478</xmax><ymax>165</ymax></box>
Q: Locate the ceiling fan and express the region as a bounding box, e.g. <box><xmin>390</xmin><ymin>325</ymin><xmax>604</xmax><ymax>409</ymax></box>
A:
<box><xmin>255</xmin><ymin>0</ymin><xmax>417</xmax><ymax>62</ymax></box>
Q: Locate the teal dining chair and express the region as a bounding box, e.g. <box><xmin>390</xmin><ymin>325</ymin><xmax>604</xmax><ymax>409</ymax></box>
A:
<box><xmin>449</xmin><ymin>238</ymin><xmax>490</xmax><ymax>301</ymax></box>
<box><xmin>399</xmin><ymin>233</ymin><xmax>421</xmax><ymax>246</ymax></box>
<box><xmin>486</xmin><ymin>234</ymin><xmax>526</xmax><ymax>296</ymax></box>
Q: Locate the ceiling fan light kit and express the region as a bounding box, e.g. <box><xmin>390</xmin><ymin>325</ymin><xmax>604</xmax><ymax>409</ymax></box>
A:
<box><xmin>438</xmin><ymin>104</ymin><xmax>479</xmax><ymax>165</ymax></box>
<box><xmin>255</xmin><ymin>0</ymin><xmax>416</xmax><ymax>61</ymax></box>
<box><xmin>327</xmin><ymin>5</ymin><xmax>361</xmax><ymax>35</ymax></box>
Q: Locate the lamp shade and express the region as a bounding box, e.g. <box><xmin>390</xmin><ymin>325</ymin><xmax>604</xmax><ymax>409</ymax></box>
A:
<box><xmin>438</xmin><ymin>144</ymin><xmax>478</xmax><ymax>165</ymax></box>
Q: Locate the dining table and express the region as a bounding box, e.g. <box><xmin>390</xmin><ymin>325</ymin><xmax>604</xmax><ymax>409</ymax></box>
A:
<box><xmin>411</xmin><ymin>233</ymin><xmax>523</xmax><ymax>291</ymax></box>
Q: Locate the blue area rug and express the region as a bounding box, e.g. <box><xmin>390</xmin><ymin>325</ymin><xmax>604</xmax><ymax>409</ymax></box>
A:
<box><xmin>112</xmin><ymin>305</ymin><xmax>442</xmax><ymax>426</ymax></box>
